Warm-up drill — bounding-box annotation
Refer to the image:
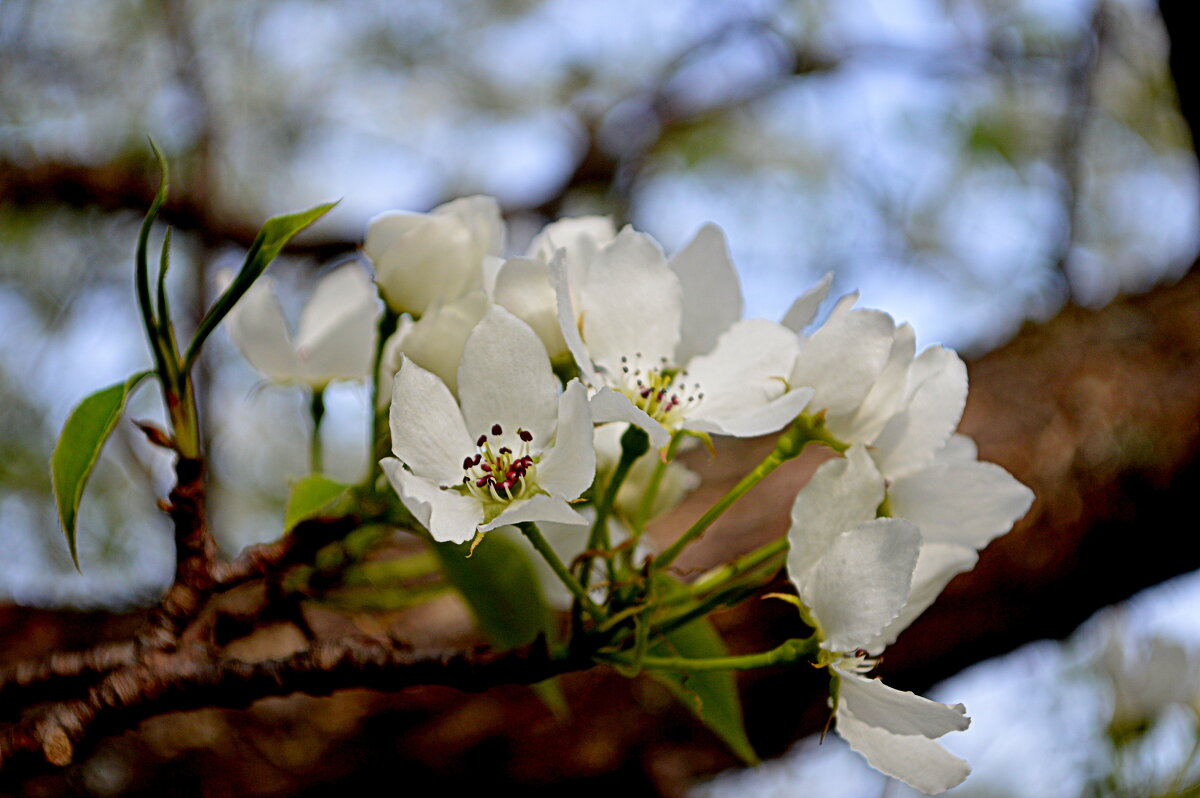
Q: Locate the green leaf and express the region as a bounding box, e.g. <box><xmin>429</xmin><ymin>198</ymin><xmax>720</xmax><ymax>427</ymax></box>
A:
<box><xmin>435</xmin><ymin>533</ymin><xmax>554</xmax><ymax>651</ymax></box>
<box><xmin>648</xmin><ymin>615</ymin><xmax>759</xmax><ymax>765</ymax></box>
<box><xmin>135</xmin><ymin>139</ymin><xmax>174</xmax><ymax>381</ymax></box>
<box><xmin>283</xmin><ymin>474</ymin><xmax>351</xmax><ymax>532</ymax></box>
<box><xmin>183</xmin><ymin>200</ymin><xmax>339</xmax><ymax>374</ymax></box>
<box><xmin>51</xmin><ymin>371</ymin><xmax>153</xmax><ymax>569</ymax></box>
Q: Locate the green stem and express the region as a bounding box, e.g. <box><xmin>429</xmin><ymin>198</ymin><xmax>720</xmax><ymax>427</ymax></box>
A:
<box><xmin>653</xmin><ymin>413</ymin><xmax>845</xmax><ymax>571</ymax></box>
<box><xmin>599</xmin><ymin>636</ymin><xmax>819</xmax><ymax>672</ymax></box>
<box><xmin>582</xmin><ymin>425</ymin><xmax>649</xmax><ymax>591</ymax></box>
<box><xmin>690</xmin><ymin>537</ymin><xmax>789</xmax><ymax>595</ymax></box>
<box><xmin>366</xmin><ymin>308</ymin><xmax>400</xmax><ymax>484</ymax></box>
<box><xmin>632</xmin><ymin>429</ymin><xmax>685</xmax><ymax>533</ymax></box>
<box><xmin>519</xmin><ymin>522</ymin><xmax>604</xmax><ymax>622</ymax></box>
<box><xmin>310</xmin><ymin>386</ymin><xmax>326</xmax><ymax>473</ymax></box>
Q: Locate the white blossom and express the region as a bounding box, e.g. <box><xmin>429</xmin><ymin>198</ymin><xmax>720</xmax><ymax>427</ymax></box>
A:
<box><xmin>365</xmin><ymin>195</ymin><xmax>504</xmax><ymax>317</ymax></box>
<box><xmin>382</xmin><ymin>306</ymin><xmax>595</xmax><ymax>546</ymax></box>
<box><xmin>221</xmin><ymin>264</ymin><xmax>379</xmax><ymax>388</ymax></box>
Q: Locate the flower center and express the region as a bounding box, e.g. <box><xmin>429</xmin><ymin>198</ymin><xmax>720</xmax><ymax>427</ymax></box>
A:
<box><xmin>612</xmin><ymin>353</ymin><xmax>703</xmax><ymax>427</ymax></box>
<box><xmin>459</xmin><ymin>423</ymin><xmax>537</xmax><ymax>503</ymax></box>
<box><xmin>818</xmin><ymin>648</ymin><xmax>879</xmax><ymax>675</ymax></box>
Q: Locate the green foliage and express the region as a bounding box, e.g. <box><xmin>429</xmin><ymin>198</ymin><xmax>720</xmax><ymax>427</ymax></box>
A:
<box><xmin>435</xmin><ymin>533</ymin><xmax>555</xmax><ymax>651</ymax></box>
<box><xmin>51</xmin><ymin>371</ymin><xmax>152</xmax><ymax>569</ymax></box>
<box><xmin>183</xmin><ymin>200</ymin><xmax>339</xmax><ymax>374</ymax></box>
<box><xmin>648</xmin><ymin>614</ymin><xmax>759</xmax><ymax>766</ymax></box>
<box><xmin>283</xmin><ymin>474</ymin><xmax>353</xmax><ymax>532</ymax></box>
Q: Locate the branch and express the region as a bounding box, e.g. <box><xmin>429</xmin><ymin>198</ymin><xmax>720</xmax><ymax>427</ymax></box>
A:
<box><xmin>0</xmin><ymin>636</ymin><xmax>579</xmax><ymax>774</ymax></box>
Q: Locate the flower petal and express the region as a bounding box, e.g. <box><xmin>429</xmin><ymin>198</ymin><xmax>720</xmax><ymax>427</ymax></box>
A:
<box><xmin>889</xmin><ymin>461</ymin><xmax>1034</xmax><ymax>549</ymax></box>
<box><xmin>527</xmin><ymin>215</ymin><xmax>616</xmax><ymax>273</ymax></box>
<box><xmin>381</xmin><ymin>458</ymin><xmax>482</xmax><ymax>544</ymax></box>
<box><xmin>834</xmin><ymin>322</ymin><xmax>916</xmax><ymax>443</ymax></box>
<box><xmin>551</xmin><ymin>249</ymin><xmax>598</xmax><ymax>383</ymax></box>
<box><xmin>669</xmin><ymin>224</ymin><xmax>743</xmax><ymax>363</ymax></box>
<box><xmin>837</xmin><ymin>671</ymin><xmax>970</xmax><ymax>738</ymax></box>
<box><xmin>836</xmin><ymin>704</ymin><xmax>971</xmax><ymax>795</ymax></box>
<box><xmin>434</xmin><ymin>195</ymin><xmax>505</xmax><ymax>257</ymax></box>
<box><xmin>589</xmin><ymin>387</ymin><xmax>671</xmax><ymax>449</ymax></box>
<box><xmin>687</xmin><ymin>387</ymin><xmax>814</xmax><ymax>439</ymax></box>
<box><xmin>537</xmin><ymin>380</ymin><xmax>596</xmax><ymax>500</ymax></box>
<box><xmin>457</xmin><ymin>305</ymin><xmax>558</xmax><ymax>444</ymax></box>
<box><xmin>398</xmin><ymin>290</ymin><xmax>489</xmax><ymax>395</ymax></box>
<box><xmin>790</xmin><ymin>294</ymin><xmax>896</xmax><ymax>421</ymax></box>
<box><xmin>581</xmin><ymin>227</ymin><xmax>681</xmax><ymax>372</ymax></box>
<box><xmin>389</xmin><ymin>357</ymin><xmax>473</xmax><ymax>484</ymax></box>
<box><xmin>684</xmin><ymin>318</ymin><xmax>801</xmax><ymax>427</ymax></box>
<box><xmin>781</xmin><ymin>271</ymin><xmax>833</xmax><ymax>332</ymax></box>
<box><xmin>294</xmin><ymin>265</ymin><xmax>380</xmax><ymax>384</ymax></box>
<box><xmin>480</xmin><ymin>493</ymin><xmax>589</xmax><ymax>531</ymax></box>
<box><xmin>864</xmin><ymin>542</ymin><xmax>979</xmax><ymax>653</ymax></box>
<box><xmin>492</xmin><ymin>256</ymin><xmax>569</xmax><ymax>362</ymax></box>
<box><xmin>786</xmin><ymin>445</ymin><xmax>885</xmax><ymax>579</ymax></box>
<box><xmin>800</xmin><ymin>518</ymin><xmax>920</xmax><ymax>653</ymax></box>
<box><xmin>222</xmin><ymin>273</ymin><xmax>301</xmax><ymax>382</ymax></box>
<box><xmin>871</xmin><ymin>346</ymin><xmax>968</xmax><ymax>478</ymax></box>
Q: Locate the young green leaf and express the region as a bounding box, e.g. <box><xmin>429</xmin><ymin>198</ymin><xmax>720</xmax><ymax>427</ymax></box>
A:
<box><xmin>283</xmin><ymin>474</ymin><xmax>352</xmax><ymax>532</ymax></box>
<box><xmin>51</xmin><ymin>371</ymin><xmax>153</xmax><ymax>569</ymax></box>
<box><xmin>648</xmin><ymin>615</ymin><xmax>760</xmax><ymax>766</ymax></box>
<box><xmin>435</xmin><ymin>533</ymin><xmax>554</xmax><ymax>651</ymax></box>
<box><xmin>183</xmin><ymin>200</ymin><xmax>338</xmax><ymax>374</ymax></box>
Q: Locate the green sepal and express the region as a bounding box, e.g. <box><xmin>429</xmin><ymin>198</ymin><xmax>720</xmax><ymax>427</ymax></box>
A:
<box><xmin>283</xmin><ymin>474</ymin><xmax>352</xmax><ymax>532</ymax></box>
<box><xmin>182</xmin><ymin>199</ymin><xmax>338</xmax><ymax>375</ymax></box>
<box><xmin>646</xmin><ymin>582</ymin><xmax>759</xmax><ymax>765</ymax></box>
<box><xmin>51</xmin><ymin>371</ymin><xmax>153</xmax><ymax>569</ymax></box>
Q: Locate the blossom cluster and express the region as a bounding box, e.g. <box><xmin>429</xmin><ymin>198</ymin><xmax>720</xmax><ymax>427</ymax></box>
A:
<box><xmin>222</xmin><ymin>194</ymin><xmax>1034</xmax><ymax>793</ymax></box>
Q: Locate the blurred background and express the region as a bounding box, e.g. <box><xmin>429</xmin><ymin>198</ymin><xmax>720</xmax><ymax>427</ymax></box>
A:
<box><xmin>2</xmin><ymin>0</ymin><xmax>1200</xmax><ymax>795</ymax></box>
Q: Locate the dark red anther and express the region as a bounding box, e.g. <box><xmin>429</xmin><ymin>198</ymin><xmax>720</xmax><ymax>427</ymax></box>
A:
<box><xmin>480</xmin><ymin>463</ymin><xmax>492</xmax><ymax>472</ymax></box>
<box><xmin>476</xmin><ymin>434</ymin><xmax>487</xmax><ymax>446</ymax></box>
<box><xmin>499</xmin><ymin>446</ymin><xmax>511</xmax><ymax>455</ymax></box>
<box><xmin>462</xmin><ymin>456</ymin><xmax>475</xmax><ymax>470</ymax></box>
<box><xmin>475</xmin><ymin>477</ymin><xmax>490</xmax><ymax>488</ymax></box>
<box><xmin>519</xmin><ymin>430</ymin><xmax>533</xmax><ymax>442</ymax></box>
<box><xmin>491</xmin><ymin>423</ymin><xmax>503</xmax><ymax>435</ymax></box>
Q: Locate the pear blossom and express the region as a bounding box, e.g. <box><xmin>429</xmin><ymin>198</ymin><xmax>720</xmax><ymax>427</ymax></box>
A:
<box><xmin>1097</xmin><ymin>624</ymin><xmax>1200</xmax><ymax>734</ymax></box>
<box><xmin>555</xmin><ymin>224</ymin><xmax>813</xmax><ymax>448</ymax></box>
<box><xmin>382</xmin><ymin>306</ymin><xmax>596</xmax><ymax>546</ymax></box>
<box><xmin>365</xmin><ymin>195</ymin><xmax>504</xmax><ymax>317</ymax></box>
<box><xmin>221</xmin><ymin>263</ymin><xmax>379</xmax><ymax>388</ymax></box>
<box><xmin>787</xmin><ymin>492</ymin><xmax>971</xmax><ymax>794</ymax></box>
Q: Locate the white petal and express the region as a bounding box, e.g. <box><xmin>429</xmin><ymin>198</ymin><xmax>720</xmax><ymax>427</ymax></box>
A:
<box><xmin>480</xmin><ymin>493</ymin><xmax>589</xmax><ymax>531</ymax></box>
<box><xmin>492</xmin><ymin>256</ymin><xmax>569</xmax><ymax>362</ymax></box>
<box><xmin>527</xmin><ymin>215</ymin><xmax>616</xmax><ymax>269</ymax></box>
<box><xmin>398</xmin><ymin>291</ymin><xmax>489</xmax><ymax>394</ymax></box>
<box><xmin>684</xmin><ymin>318</ymin><xmax>801</xmax><ymax>426</ymax></box>
<box><xmin>589</xmin><ymin>387</ymin><xmax>671</xmax><ymax>449</ymax></box>
<box><xmin>786</xmin><ymin>445</ymin><xmax>885</xmax><ymax>579</ymax></box>
<box><xmin>457</xmin><ymin>306</ymin><xmax>558</xmax><ymax>444</ymax></box>
<box><xmin>551</xmin><ymin>250</ymin><xmax>598</xmax><ymax>383</ymax></box>
<box><xmin>581</xmin><ymin>227</ymin><xmax>681</xmax><ymax>372</ymax></box>
<box><xmin>434</xmin><ymin>195</ymin><xmax>505</xmax><ymax>257</ymax></box>
<box><xmin>537</xmin><ymin>380</ymin><xmax>597</xmax><ymax>500</ymax></box>
<box><xmin>837</xmin><ymin>705</ymin><xmax>971</xmax><ymax>794</ymax></box>
<box><xmin>833</xmin><ymin>323</ymin><xmax>916</xmax><ymax>443</ymax></box>
<box><xmin>865</xmin><ymin>542</ymin><xmax>978</xmax><ymax>653</ymax></box>
<box><xmin>381</xmin><ymin>458</ymin><xmax>483</xmax><ymax>544</ymax></box>
<box><xmin>872</xmin><ymin>347</ymin><xmax>968</xmax><ymax>478</ymax></box>
<box><xmin>687</xmin><ymin>387</ymin><xmax>814</xmax><ymax>439</ymax></box>
<box><xmin>389</xmin><ymin>358</ymin><xmax>473</xmax><ymax>484</ymax></box>
<box><xmin>837</xmin><ymin>671</ymin><xmax>970</xmax><ymax>738</ymax></box>
<box><xmin>791</xmin><ymin>295</ymin><xmax>896</xmax><ymax>420</ymax></box>
<box><xmin>938</xmin><ymin>433</ymin><xmax>978</xmax><ymax>463</ymax></box>
<box><xmin>669</xmin><ymin>224</ymin><xmax>743</xmax><ymax>363</ymax></box>
<box><xmin>889</xmin><ymin>461</ymin><xmax>1034</xmax><ymax>549</ymax></box>
<box><xmin>223</xmin><ymin>273</ymin><xmax>301</xmax><ymax>382</ymax></box>
<box><xmin>368</xmin><ymin>212</ymin><xmax>480</xmax><ymax>316</ymax></box>
<box><xmin>800</xmin><ymin>518</ymin><xmax>920</xmax><ymax>653</ymax></box>
<box><xmin>295</xmin><ymin>265</ymin><xmax>380</xmax><ymax>383</ymax></box>
<box><xmin>781</xmin><ymin>271</ymin><xmax>833</xmax><ymax>332</ymax></box>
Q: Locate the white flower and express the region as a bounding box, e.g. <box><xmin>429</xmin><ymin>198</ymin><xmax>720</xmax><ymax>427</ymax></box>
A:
<box><xmin>365</xmin><ymin>195</ymin><xmax>504</xmax><ymax>317</ymax></box>
<box><xmin>555</xmin><ymin>224</ymin><xmax>813</xmax><ymax>448</ymax></box>
<box><xmin>382</xmin><ymin>306</ymin><xmax>596</xmax><ymax>545</ymax></box>
<box><xmin>221</xmin><ymin>264</ymin><xmax>379</xmax><ymax>388</ymax></box>
<box><xmin>786</xmin><ymin>506</ymin><xmax>971</xmax><ymax>794</ymax></box>
<box><xmin>1098</xmin><ymin>623</ymin><xmax>1200</xmax><ymax>733</ymax></box>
